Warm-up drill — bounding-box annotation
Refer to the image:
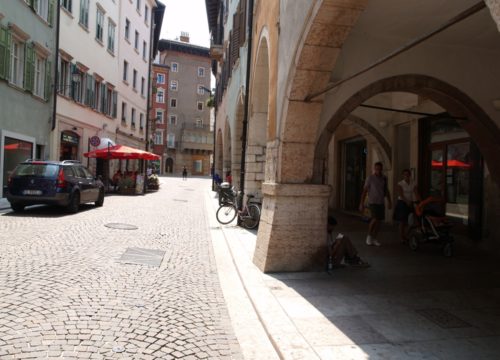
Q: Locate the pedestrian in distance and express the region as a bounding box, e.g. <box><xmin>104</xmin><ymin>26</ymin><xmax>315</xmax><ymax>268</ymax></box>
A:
<box><xmin>359</xmin><ymin>162</ymin><xmax>392</xmax><ymax>246</ymax></box>
<box><xmin>326</xmin><ymin>216</ymin><xmax>369</xmax><ymax>271</ymax></box>
<box><xmin>182</xmin><ymin>166</ymin><xmax>188</xmax><ymax>181</ymax></box>
<box><xmin>393</xmin><ymin>169</ymin><xmax>420</xmax><ymax>242</ymax></box>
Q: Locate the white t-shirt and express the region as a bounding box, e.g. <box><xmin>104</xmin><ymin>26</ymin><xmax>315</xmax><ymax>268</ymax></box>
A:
<box><xmin>398</xmin><ymin>179</ymin><xmax>416</xmax><ymax>202</ymax></box>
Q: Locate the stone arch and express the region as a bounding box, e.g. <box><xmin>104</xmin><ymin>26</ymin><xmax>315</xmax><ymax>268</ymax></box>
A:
<box><xmin>215</xmin><ymin>129</ymin><xmax>223</xmax><ymax>177</ymax></box>
<box><xmin>314</xmin><ymin>74</ymin><xmax>500</xmax><ymax>185</ymax></box>
<box><xmin>246</xmin><ymin>34</ymin><xmax>271</xmax><ymax>196</ymax></box>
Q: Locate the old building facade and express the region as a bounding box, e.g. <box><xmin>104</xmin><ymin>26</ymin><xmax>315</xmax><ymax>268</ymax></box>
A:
<box><xmin>150</xmin><ymin>62</ymin><xmax>169</xmax><ymax>173</ymax></box>
<box><xmin>208</xmin><ymin>0</ymin><xmax>500</xmax><ymax>272</ymax></box>
<box><xmin>157</xmin><ymin>38</ymin><xmax>212</xmax><ymax>176</ymax></box>
<box><xmin>0</xmin><ymin>0</ymin><xmax>57</xmax><ymax>197</ymax></box>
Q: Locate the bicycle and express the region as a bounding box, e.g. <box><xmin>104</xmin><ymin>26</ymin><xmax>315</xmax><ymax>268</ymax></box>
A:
<box><xmin>216</xmin><ymin>192</ymin><xmax>261</xmax><ymax>229</ymax></box>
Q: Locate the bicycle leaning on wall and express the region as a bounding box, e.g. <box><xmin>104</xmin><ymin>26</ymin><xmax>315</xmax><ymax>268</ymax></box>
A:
<box><xmin>216</xmin><ymin>191</ymin><xmax>261</xmax><ymax>229</ymax></box>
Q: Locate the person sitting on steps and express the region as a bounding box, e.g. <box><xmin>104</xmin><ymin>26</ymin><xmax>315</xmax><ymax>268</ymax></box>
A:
<box><xmin>327</xmin><ymin>216</ymin><xmax>370</xmax><ymax>270</ymax></box>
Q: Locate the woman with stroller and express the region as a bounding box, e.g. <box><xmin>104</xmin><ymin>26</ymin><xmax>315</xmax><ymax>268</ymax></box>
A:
<box><xmin>393</xmin><ymin>169</ymin><xmax>420</xmax><ymax>242</ymax></box>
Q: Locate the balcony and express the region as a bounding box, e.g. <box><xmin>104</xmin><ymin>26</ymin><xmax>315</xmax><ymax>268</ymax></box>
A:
<box><xmin>210</xmin><ymin>41</ymin><xmax>223</xmax><ymax>62</ymax></box>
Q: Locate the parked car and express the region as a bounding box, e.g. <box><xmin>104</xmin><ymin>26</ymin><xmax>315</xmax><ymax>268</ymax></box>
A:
<box><xmin>6</xmin><ymin>160</ymin><xmax>104</xmax><ymax>213</ymax></box>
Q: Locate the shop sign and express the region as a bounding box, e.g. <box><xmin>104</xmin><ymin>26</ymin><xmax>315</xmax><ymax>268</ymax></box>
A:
<box><xmin>61</xmin><ymin>132</ymin><xmax>80</xmax><ymax>145</ymax></box>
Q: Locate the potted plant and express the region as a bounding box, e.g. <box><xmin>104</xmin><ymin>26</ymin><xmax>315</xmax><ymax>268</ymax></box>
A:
<box><xmin>118</xmin><ymin>176</ymin><xmax>135</xmax><ymax>195</ymax></box>
<box><xmin>147</xmin><ymin>174</ymin><xmax>160</xmax><ymax>190</ymax></box>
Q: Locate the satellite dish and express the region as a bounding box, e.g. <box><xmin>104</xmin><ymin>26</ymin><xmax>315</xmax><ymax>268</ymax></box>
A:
<box><xmin>96</xmin><ymin>138</ymin><xmax>116</xmax><ymax>149</ymax></box>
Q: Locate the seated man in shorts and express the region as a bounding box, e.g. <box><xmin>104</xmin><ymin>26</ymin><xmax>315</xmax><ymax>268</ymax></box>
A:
<box><xmin>327</xmin><ymin>216</ymin><xmax>370</xmax><ymax>270</ymax></box>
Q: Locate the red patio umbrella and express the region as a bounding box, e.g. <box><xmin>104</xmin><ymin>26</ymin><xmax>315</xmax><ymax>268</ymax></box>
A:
<box><xmin>83</xmin><ymin>145</ymin><xmax>160</xmax><ymax>160</ymax></box>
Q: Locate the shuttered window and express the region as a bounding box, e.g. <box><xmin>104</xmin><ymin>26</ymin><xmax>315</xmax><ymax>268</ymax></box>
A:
<box><xmin>0</xmin><ymin>26</ymin><xmax>11</xmax><ymax>80</ymax></box>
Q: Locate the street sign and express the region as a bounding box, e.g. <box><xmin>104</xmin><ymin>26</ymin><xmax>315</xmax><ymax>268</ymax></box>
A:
<box><xmin>89</xmin><ymin>136</ymin><xmax>101</xmax><ymax>147</ymax></box>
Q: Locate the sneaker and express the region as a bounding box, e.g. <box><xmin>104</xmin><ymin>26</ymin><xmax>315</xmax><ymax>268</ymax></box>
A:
<box><xmin>366</xmin><ymin>235</ymin><xmax>373</xmax><ymax>246</ymax></box>
<box><xmin>372</xmin><ymin>239</ymin><xmax>381</xmax><ymax>247</ymax></box>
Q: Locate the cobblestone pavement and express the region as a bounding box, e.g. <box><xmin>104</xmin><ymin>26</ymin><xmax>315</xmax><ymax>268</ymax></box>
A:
<box><xmin>0</xmin><ymin>176</ymin><xmax>241</xmax><ymax>359</ymax></box>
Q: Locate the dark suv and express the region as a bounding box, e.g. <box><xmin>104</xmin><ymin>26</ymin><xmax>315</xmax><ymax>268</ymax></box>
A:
<box><xmin>6</xmin><ymin>160</ymin><xmax>105</xmax><ymax>213</ymax></box>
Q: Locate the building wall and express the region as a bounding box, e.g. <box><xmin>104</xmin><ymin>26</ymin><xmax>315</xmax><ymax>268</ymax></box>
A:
<box><xmin>0</xmin><ymin>0</ymin><xmax>57</xmax><ymax>196</ymax></box>
<box><xmin>151</xmin><ymin>63</ymin><xmax>169</xmax><ymax>173</ymax></box>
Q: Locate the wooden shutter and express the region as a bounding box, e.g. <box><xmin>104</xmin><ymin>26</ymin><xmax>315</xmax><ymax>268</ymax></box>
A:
<box><xmin>239</xmin><ymin>0</ymin><xmax>247</xmax><ymax>44</ymax></box>
<box><xmin>232</xmin><ymin>12</ymin><xmax>240</xmax><ymax>64</ymax></box>
<box><xmin>112</xmin><ymin>90</ymin><xmax>117</xmax><ymax>118</ymax></box>
<box><xmin>24</xmin><ymin>43</ymin><xmax>35</xmax><ymax>92</ymax></box>
<box><xmin>0</xmin><ymin>26</ymin><xmax>10</xmax><ymax>80</ymax></box>
<box><xmin>100</xmin><ymin>83</ymin><xmax>106</xmax><ymax>113</ymax></box>
<box><xmin>44</xmin><ymin>60</ymin><xmax>51</xmax><ymax>101</ymax></box>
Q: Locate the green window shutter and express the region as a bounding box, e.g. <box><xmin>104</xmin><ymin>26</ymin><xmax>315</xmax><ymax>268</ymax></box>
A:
<box><xmin>112</xmin><ymin>90</ymin><xmax>117</xmax><ymax>118</ymax></box>
<box><xmin>100</xmin><ymin>83</ymin><xmax>106</xmax><ymax>112</ymax></box>
<box><xmin>90</xmin><ymin>76</ymin><xmax>96</xmax><ymax>109</ymax></box>
<box><xmin>33</xmin><ymin>0</ymin><xmax>38</xmax><ymax>10</ymax></box>
<box><xmin>0</xmin><ymin>26</ymin><xmax>11</xmax><ymax>80</ymax></box>
<box><xmin>29</xmin><ymin>0</ymin><xmax>35</xmax><ymax>9</ymax></box>
<box><xmin>44</xmin><ymin>60</ymin><xmax>52</xmax><ymax>101</ymax></box>
<box><xmin>24</xmin><ymin>43</ymin><xmax>35</xmax><ymax>92</ymax></box>
<box><xmin>48</xmin><ymin>0</ymin><xmax>55</xmax><ymax>27</ymax></box>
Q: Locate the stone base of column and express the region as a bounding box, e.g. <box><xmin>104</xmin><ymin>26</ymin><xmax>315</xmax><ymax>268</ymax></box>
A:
<box><xmin>253</xmin><ymin>183</ymin><xmax>331</xmax><ymax>272</ymax></box>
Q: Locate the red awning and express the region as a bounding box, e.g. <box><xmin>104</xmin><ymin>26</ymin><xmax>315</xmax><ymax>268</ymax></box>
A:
<box><xmin>83</xmin><ymin>145</ymin><xmax>160</xmax><ymax>160</ymax></box>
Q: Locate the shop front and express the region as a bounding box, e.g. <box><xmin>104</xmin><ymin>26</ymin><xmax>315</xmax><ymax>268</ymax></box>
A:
<box><xmin>60</xmin><ymin>131</ymin><xmax>80</xmax><ymax>161</ymax></box>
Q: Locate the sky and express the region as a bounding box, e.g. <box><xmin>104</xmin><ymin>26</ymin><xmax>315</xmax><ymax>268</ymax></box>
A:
<box><xmin>159</xmin><ymin>0</ymin><xmax>211</xmax><ymax>48</ymax></box>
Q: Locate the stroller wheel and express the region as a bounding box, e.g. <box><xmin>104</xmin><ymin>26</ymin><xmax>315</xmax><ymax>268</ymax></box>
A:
<box><xmin>443</xmin><ymin>242</ymin><xmax>453</xmax><ymax>257</ymax></box>
<box><xmin>409</xmin><ymin>231</ymin><xmax>419</xmax><ymax>251</ymax></box>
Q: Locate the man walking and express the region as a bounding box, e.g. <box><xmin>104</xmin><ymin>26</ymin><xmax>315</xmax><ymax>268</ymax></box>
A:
<box><xmin>359</xmin><ymin>162</ymin><xmax>392</xmax><ymax>246</ymax></box>
<box><xmin>182</xmin><ymin>166</ymin><xmax>188</xmax><ymax>181</ymax></box>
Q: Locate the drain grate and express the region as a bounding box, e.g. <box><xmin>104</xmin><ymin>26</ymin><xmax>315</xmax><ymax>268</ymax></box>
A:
<box><xmin>416</xmin><ymin>308</ymin><xmax>472</xmax><ymax>329</ymax></box>
<box><xmin>118</xmin><ymin>247</ymin><xmax>166</xmax><ymax>267</ymax></box>
<box><xmin>105</xmin><ymin>223</ymin><xmax>138</xmax><ymax>230</ymax></box>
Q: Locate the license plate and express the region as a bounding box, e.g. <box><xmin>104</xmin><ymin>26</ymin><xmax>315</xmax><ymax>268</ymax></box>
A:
<box><xmin>23</xmin><ymin>190</ymin><xmax>42</xmax><ymax>195</ymax></box>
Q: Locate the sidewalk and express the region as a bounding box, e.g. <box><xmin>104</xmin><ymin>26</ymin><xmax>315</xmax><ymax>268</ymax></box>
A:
<box><xmin>205</xmin><ymin>187</ymin><xmax>500</xmax><ymax>360</ymax></box>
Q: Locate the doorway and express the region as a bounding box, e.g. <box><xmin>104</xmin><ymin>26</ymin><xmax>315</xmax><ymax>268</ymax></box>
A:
<box><xmin>165</xmin><ymin>158</ymin><xmax>173</xmax><ymax>173</ymax></box>
<box><xmin>341</xmin><ymin>137</ymin><xmax>367</xmax><ymax>212</ymax></box>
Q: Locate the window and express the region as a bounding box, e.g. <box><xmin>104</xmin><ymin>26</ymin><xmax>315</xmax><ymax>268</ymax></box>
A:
<box><xmin>79</xmin><ymin>0</ymin><xmax>89</xmax><ymax>28</ymax></box>
<box><xmin>198</xmin><ymin>67</ymin><xmax>205</xmax><ymax>77</ymax></box>
<box><xmin>108</xmin><ymin>21</ymin><xmax>116</xmax><ymax>53</ymax></box>
<box><xmin>197</xmin><ymin>101</ymin><xmax>204</xmax><ymax>111</ymax></box>
<box><xmin>131</xmin><ymin>108</ymin><xmax>136</xmax><ymax>127</ymax></box>
<box><xmin>10</xmin><ymin>38</ymin><xmax>24</xmax><ymax>87</ymax></box>
<box><xmin>170</xmin><ymin>98</ymin><xmax>177</xmax><ymax>108</ymax></box>
<box><xmin>156</xmin><ymin>110</ymin><xmax>163</xmax><ymax>123</ymax></box>
<box><xmin>136</xmin><ymin>0</ymin><xmax>141</xmax><ymax>12</ymax></box>
<box><xmin>123</xmin><ymin>61</ymin><xmax>128</xmax><ymax>82</ymax></box>
<box><xmin>96</xmin><ymin>8</ymin><xmax>104</xmax><ymax>42</ymax></box>
<box><xmin>61</xmin><ymin>0</ymin><xmax>72</xmax><ymax>12</ymax></box>
<box><xmin>121</xmin><ymin>102</ymin><xmax>127</xmax><ymax>123</ymax></box>
<box><xmin>145</xmin><ymin>5</ymin><xmax>149</xmax><ymax>23</ymax></box>
<box><xmin>93</xmin><ymin>78</ymin><xmax>101</xmax><ymax>111</ymax></box>
<box><xmin>134</xmin><ymin>31</ymin><xmax>139</xmax><ymax>50</ymax></box>
<box><xmin>58</xmin><ymin>58</ymin><xmax>69</xmax><ymax>96</ymax></box>
<box><xmin>170</xmin><ymin>80</ymin><xmax>178</xmax><ymax>91</ymax></box>
<box><xmin>140</xmin><ymin>113</ymin><xmax>144</xmax><ymax>130</ymax></box>
<box><xmin>171</xmin><ymin>62</ymin><xmax>178</xmax><ymax>72</ymax></box>
<box><xmin>142</xmin><ymin>41</ymin><xmax>147</xmax><ymax>59</ymax></box>
<box><xmin>167</xmin><ymin>133</ymin><xmax>175</xmax><ymax>148</ymax></box>
<box><xmin>156</xmin><ymin>73</ymin><xmax>165</xmax><ymax>84</ymax></box>
<box><xmin>125</xmin><ymin>19</ymin><xmax>130</xmax><ymax>40</ymax></box>
<box><xmin>197</xmin><ymin>85</ymin><xmax>205</xmax><ymax>95</ymax></box>
<box><xmin>132</xmin><ymin>69</ymin><xmax>137</xmax><ymax>89</ymax></box>
<box><xmin>37</xmin><ymin>0</ymin><xmax>50</xmax><ymax>22</ymax></box>
<box><xmin>195</xmin><ymin>118</ymin><xmax>203</xmax><ymax>128</ymax></box>
<box><xmin>33</xmin><ymin>54</ymin><xmax>46</xmax><ymax>98</ymax></box>
<box><xmin>156</xmin><ymin>89</ymin><xmax>164</xmax><ymax>103</ymax></box>
<box><xmin>141</xmin><ymin>77</ymin><xmax>145</xmax><ymax>96</ymax></box>
<box><xmin>154</xmin><ymin>131</ymin><xmax>163</xmax><ymax>145</ymax></box>
<box><xmin>193</xmin><ymin>160</ymin><xmax>202</xmax><ymax>173</ymax></box>
<box><xmin>169</xmin><ymin>115</ymin><xmax>177</xmax><ymax>126</ymax></box>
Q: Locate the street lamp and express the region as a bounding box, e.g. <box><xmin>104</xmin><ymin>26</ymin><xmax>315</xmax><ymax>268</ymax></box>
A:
<box><xmin>201</xmin><ymin>86</ymin><xmax>217</xmax><ymax>190</ymax></box>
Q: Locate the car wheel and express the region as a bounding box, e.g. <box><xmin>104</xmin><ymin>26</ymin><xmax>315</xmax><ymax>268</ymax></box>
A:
<box><xmin>67</xmin><ymin>192</ymin><xmax>80</xmax><ymax>214</ymax></box>
<box><xmin>95</xmin><ymin>189</ymin><xmax>104</xmax><ymax>207</ymax></box>
<box><xmin>10</xmin><ymin>203</ymin><xmax>24</xmax><ymax>212</ymax></box>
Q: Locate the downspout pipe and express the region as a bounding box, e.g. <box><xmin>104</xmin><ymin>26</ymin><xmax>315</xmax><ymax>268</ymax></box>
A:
<box><xmin>238</xmin><ymin>0</ymin><xmax>254</xmax><ymax>207</ymax></box>
<box><xmin>51</xmin><ymin>1</ymin><xmax>61</xmax><ymax>131</ymax></box>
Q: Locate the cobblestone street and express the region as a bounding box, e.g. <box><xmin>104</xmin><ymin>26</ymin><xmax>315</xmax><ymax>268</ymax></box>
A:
<box><xmin>0</xmin><ymin>176</ymin><xmax>241</xmax><ymax>359</ymax></box>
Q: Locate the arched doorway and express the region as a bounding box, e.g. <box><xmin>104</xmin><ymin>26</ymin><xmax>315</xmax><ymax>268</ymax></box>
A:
<box><xmin>165</xmin><ymin>158</ymin><xmax>174</xmax><ymax>173</ymax></box>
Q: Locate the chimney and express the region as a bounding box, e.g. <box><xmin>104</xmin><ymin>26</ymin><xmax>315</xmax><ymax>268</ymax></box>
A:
<box><xmin>180</xmin><ymin>31</ymin><xmax>190</xmax><ymax>43</ymax></box>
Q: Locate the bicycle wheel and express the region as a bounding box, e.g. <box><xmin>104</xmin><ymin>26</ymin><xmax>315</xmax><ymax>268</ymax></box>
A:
<box><xmin>242</xmin><ymin>203</ymin><xmax>261</xmax><ymax>229</ymax></box>
<box><xmin>216</xmin><ymin>204</ymin><xmax>238</xmax><ymax>224</ymax></box>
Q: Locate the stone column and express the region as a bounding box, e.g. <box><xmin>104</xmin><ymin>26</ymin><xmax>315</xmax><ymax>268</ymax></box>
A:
<box><xmin>253</xmin><ymin>183</ymin><xmax>331</xmax><ymax>272</ymax></box>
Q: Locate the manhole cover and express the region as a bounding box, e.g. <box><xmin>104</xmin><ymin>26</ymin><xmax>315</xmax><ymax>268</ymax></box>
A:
<box><xmin>105</xmin><ymin>223</ymin><xmax>138</xmax><ymax>230</ymax></box>
<box><xmin>173</xmin><ymin>199</ymin><xmax>188</xmax><ymax>202</ymax></box>
<box><xmin>112</xmin><ymin>346</ymin><xmax>125</xmax><ymax>353</ymax></box>
<box><xmin>118</xmin><ymin>247</ymin><xmax>166</xmax><ymax>267</ymax></box>
<box><xmin>416</xmin><ymin>308</ymin><xmax>472</xmax><ymax>329</ymax></box>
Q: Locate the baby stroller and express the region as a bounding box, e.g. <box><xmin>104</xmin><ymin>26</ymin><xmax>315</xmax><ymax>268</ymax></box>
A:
<box><xmin>407</xmin><ymin>196</ymin><xmax>454</xmax><ymax>257</ymax></box>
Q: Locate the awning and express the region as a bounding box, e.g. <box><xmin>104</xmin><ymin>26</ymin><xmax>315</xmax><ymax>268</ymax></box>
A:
<box><xmin>83</xmin><ymin>145</ymin><xmax>160</xmax><ymax>160</ymax></box>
